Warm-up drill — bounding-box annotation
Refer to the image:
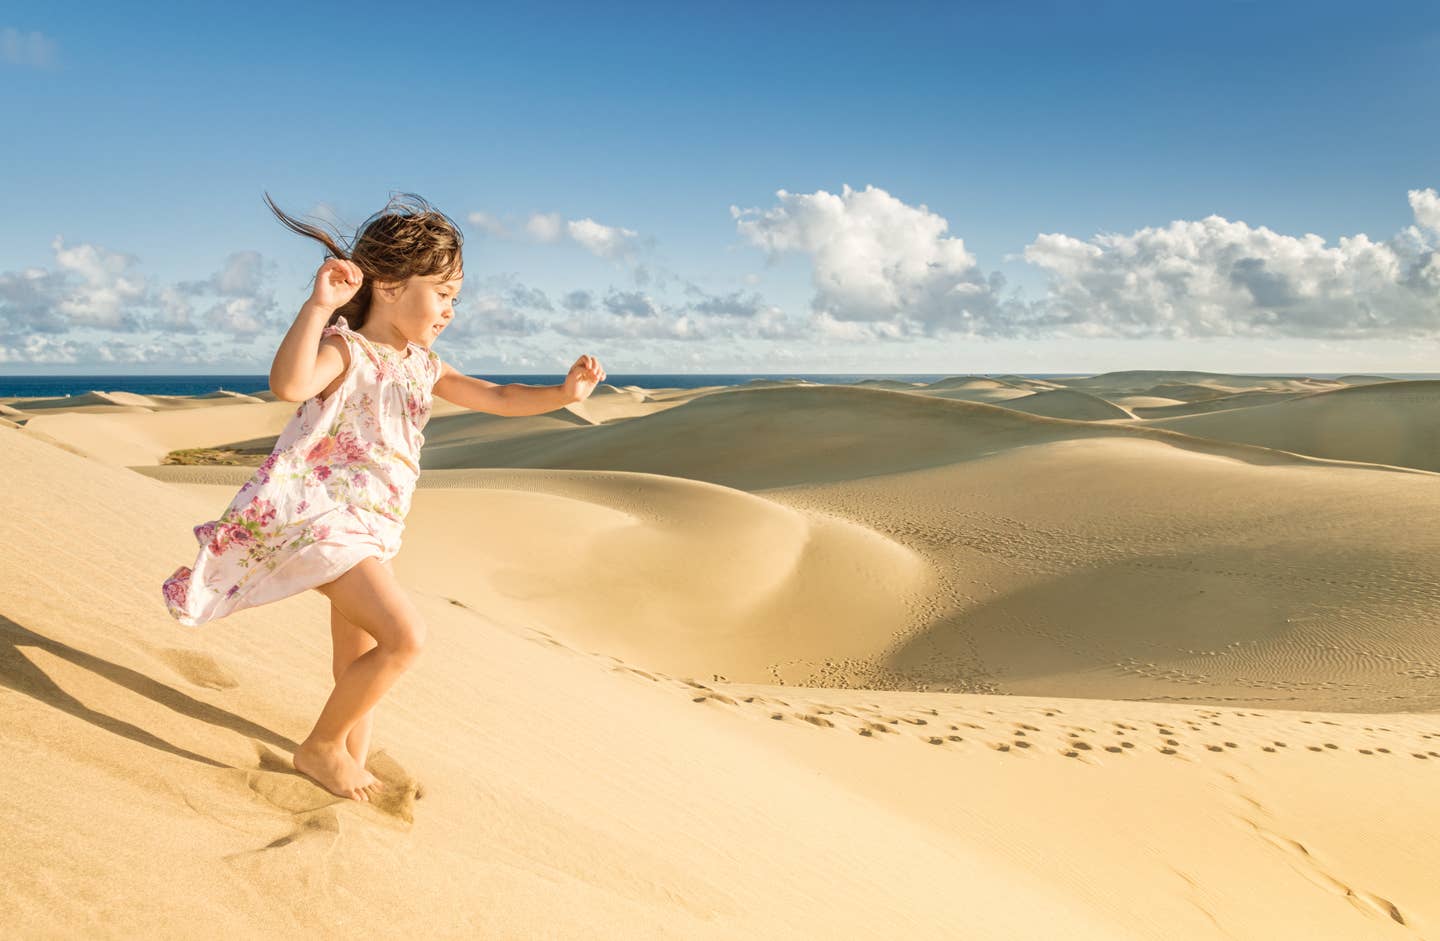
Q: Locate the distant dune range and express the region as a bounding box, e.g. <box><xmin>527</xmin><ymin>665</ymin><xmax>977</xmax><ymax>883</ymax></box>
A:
<box><xmin>1134</xmin><ymin>380</ymin><xmax>1440</xmax><ymax>472</ymax></box>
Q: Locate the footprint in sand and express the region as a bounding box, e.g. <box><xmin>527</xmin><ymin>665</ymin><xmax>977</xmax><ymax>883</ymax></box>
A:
<box><xmin>242</xmin><ymin>741</ymin><xmax>422</xmax><ymax>823</ymax></box>
<box><xmin>222</xmin><ymin>805</ymin><xmax>344</xmax><ymax>874</ymax></box>
<box><xmin>154</xmin><ymin>647</ymin><xmax>239</xmax><ymax>690</ymax></box>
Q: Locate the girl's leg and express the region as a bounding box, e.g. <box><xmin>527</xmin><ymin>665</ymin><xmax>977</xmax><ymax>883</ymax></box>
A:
<box><xmin>295</xmin><ymin>556</ymin><xmax>426</xmax><ymax>802</ymax></box>
<box><xmin>330</xmin><ymin>598</ymin><xmax>378</xmax><ymax>770</ymax></box>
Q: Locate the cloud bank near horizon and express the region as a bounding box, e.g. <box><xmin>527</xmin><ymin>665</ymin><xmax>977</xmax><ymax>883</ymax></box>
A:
<box><xmin>2</xmin><ymin>185</ymin><xmax>1437</xmax><ymax>366</ymax></box>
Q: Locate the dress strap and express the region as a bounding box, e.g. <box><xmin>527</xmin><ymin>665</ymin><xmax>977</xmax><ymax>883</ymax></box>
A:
<box><xmin>322</xmin><ymin>315</ymin><xmax>386</xmax><ymax>369</ymax></box>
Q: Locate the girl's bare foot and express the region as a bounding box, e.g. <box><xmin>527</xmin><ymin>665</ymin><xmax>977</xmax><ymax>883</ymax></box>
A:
<box><xmin>293</xmin><ymin>736</ymin><xmax>382</xmax><ymax>801</ymax></box>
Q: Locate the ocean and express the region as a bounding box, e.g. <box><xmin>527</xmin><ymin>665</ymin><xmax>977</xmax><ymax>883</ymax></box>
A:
<box><xmin>3</xmin><ymin>372</ymin><xmax>1437</xmax><ymax>399</ymax></box>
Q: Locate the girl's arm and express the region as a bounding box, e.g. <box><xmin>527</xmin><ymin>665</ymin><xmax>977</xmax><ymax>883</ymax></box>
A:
<box><xmin>270</xmin><ymin>299</ymin><xmax>344</xmax><ymax>401</ymax></box>
<box><xmin>433</xmin><ymin>360</ymin><xmax>578</xmax><ymax>417</ymax></box>
<box><xmin>271</xmin><ymin>259</ymin><xmax>360</xmax><ymax>401</ymax></box>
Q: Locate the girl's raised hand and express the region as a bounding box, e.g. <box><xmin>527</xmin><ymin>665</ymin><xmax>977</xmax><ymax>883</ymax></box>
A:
<box><xmin>309</xmin><ymin>258</ymin><xmax>364</xmax><ymax>311</ymax></box>
<box><xmin>562</xmin><ymin>354</ymin><xmax>607</xmax><ymax>403</ymax></box>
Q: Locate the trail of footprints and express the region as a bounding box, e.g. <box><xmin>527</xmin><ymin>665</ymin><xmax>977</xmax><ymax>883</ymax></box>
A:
<box><xmin>528</xmin><ymin>618</ymin><xmax>1440</xmax><ymax>767</ymax></box>
<box><xmin>603</xmin><ymin>662</ymin><xmax>1440</xmax><ymax>767</ymax></box>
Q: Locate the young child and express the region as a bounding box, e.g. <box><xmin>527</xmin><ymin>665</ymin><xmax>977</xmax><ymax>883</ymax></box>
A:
<box><xmin>162</xmin><ymin>192</ymin><xmax>607</xmax><ymax>802</ymax></box>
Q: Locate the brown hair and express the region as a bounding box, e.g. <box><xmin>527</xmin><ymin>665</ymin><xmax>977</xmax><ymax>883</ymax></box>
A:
<box><xmin>262</xmin><ymin>191</ymin><xmax>464</xmax><ymax>329</ymax></box>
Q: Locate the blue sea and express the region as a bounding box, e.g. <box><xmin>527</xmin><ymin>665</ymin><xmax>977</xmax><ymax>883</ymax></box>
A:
<box><xmin>2</xmin><ymin>373</ymin><xmax>1437</xmax><ymax>399</ymax></box>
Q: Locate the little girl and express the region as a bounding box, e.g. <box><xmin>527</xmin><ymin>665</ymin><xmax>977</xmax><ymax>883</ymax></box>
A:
<box><xmin>162</xmin><ymin>192</ymin><xmax>607</xmax><ymax>802</ymax></box>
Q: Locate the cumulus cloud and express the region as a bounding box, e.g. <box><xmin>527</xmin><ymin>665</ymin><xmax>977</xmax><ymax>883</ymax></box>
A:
<box><xmin>524</xmin><ymin>212</ymin><xmax>564</xmax><ymax>242</ymax></box>
<box><xmin>1</xmin><ymin>27</ymin><xmax>57</xmax><ymax>69</ymax></box>
<box><xmin>436</xmin><ymin>272</ymin><xmax>549</xmax><ymax>341</ymax></box>
<box><xmin>566</xmin><ymin>218</ymin><xmax>641</xmax><ymax>261</ymax></box>
<box><xmin>0</xmin><ymin>264</ymin><xmax>69</xmax><ymax>334</ymax></box>
<box><xmin>476</xmin><ymin>208</ymin><xmax>645</xmax><ymax>262</ymax></box>
<box><xmin>452</xmin><ymin>294</ymin><xmax>547</xmax><ymax>338</ymax></box>
<box><xmin>505</xmin><ymin>284</ymin><xmax>553</xmax><ymax>311</ymax></box>
<box><xmin>731</xmin><ymin>184</ymin><xmax>1032</xmax><ymax>338</ymax></box>
<box><xmin>683</xmin><ymin>287</ymin><xmax>765</xmax><ymax>318</ymax></box>
<box><xmin>602</xmin><ymin>290</ymin><xmax>662</xmax><ymax>318</ymax></box>
<box><xmin>561</xmin><ymin>289</ymin><xmax>594</xmax><ymax>312</ymax></box>
<box><xmin>551</xmin><ymin>309</ymin><xmax>703</xmax><ymax>341</ymax></box>
<box><xmin>547</xmin><ymin>283</ymin><xmax>806</xmax><ymax>342</ymax></box>
<box><xmin>173</xmin><ymin>250</ymin><xmax>281</xmax><ymax>337</ymax></box>
<box><xmin>466</xmin><ymin>210</ymin><xmax>508</xmax><ymax>237</ymax></box>
<box><xmin>733</xmin><ymin>182</ymin><xmax>1440</xmax><ymax>341</ymax></box>
<box><xmin>0</xmin><ymin>242</ymin><xmax>286</xmax><ymax>359</ymax></box>
<box><xmin>2</xmin><ymin>237</ymin><xmax>152</xmax><ymax>332</ymax></box>
<box><xmin>1021</xmin><ymin>187</ymin><xmax>1440</xmax><ymax>339</ymax></box>
<box><xmin>1411</xmin><ymin>187</ymin><xmax>1440</xmax><ymax>233</ymax></box>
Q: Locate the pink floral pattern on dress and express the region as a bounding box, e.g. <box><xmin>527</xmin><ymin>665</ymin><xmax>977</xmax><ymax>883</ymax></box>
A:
<box><xmin>162</xmin><ymin>315</ymin><xmax>442</xmax><ymax>626</ymax></box>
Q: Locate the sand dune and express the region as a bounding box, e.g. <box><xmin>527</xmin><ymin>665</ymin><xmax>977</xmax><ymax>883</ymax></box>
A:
<box><xmin>916</xmin><ymin>386</ymin><xmax>1035</xmax><ymax>405</ymax></box>
<box><xmin>922</xmin><ymin>375</ymin><xmax>1023</xmax><ymax>391</ymax></box>
<box><xmin>1131</xmin><ymin>389</ymin><xmax>1307</xmax><ymax>418</ymax></box>
<box><xmin>19</xmin><ymin>399</ymin><xmax>304</xmax><ymax>467</ymax></box>
<box><xmin>1107</xmin><ymin>394</ymin><xmax>1187</xmax><ymax>409</ymax></box>
<box><xmin>0</xmin><ymin>390</ymin><xmax>157</xmax><ymax>413</ymax></box>
<box><xmin>1054</xmin><ymin>370</ymin><xmax>1347</xmax><ymax>396</ymax></box>
<box><xmin>411</xmin><ymin>384</ymin><xmax>1413</xmax><ymax>489</ymax></box>
<box><xmin>8</xmin><ymin>371</ymin><xmax>1440</xmax><ymax>938</ymax></box>
<box><xmin>1336</xmin><ymin>375</ymin><xmax>1399</xmax><ymax>386</ymax></box>
<box><xmin>994</xmin><ymin>374</ymin><xmax>1067</xmax><ymax>391</ymax></box>
<box><xmin>1140</xmin><ymin>380</ymin><xmax>1440</xmax><ymax>472</ymax></box>
<box><xmin>852</xmin><ymin>378</ymin><xmax>926</xmax><ymax>390</ymax></box>
<box><xmin>988</xmin><ymin>388</ymin><xmax>1134</xmax><ymax>421</ymax></box>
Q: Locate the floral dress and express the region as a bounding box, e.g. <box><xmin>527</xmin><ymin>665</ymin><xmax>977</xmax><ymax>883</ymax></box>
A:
<box><xmin>162</xmin><ymin>315</ymin><xmax>441</xmax><ymax>626</ymax></box>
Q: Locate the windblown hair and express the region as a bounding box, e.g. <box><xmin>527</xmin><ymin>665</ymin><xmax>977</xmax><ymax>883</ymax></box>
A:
<box><xmin>263</xmin><ymin>191</ymin><xmax>464</xmax><ymax>329</ymax></box>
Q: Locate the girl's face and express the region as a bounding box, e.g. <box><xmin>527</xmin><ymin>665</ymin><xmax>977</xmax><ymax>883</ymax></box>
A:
<box><xmin>376</xmin><ymin>272</ymin><xmax>463</xmax><ymax>347</ymax></box>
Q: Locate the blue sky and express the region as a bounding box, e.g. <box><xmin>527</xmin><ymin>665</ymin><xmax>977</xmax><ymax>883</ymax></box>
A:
<box><xmin>3</xmin><ymin>0</ymin><xmax>1439</xmax><ymax>375</ymax></box>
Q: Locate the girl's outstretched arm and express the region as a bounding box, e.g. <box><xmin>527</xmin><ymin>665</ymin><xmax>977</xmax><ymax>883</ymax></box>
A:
<box><xmin>433</xmin><ymin>360</ymin><xmax>576</xmax><ymax>417</ymax></box>
<box><xmin>433</xmin><ymin>355</ymin><xmax>605</xmax><ymax>417</ymax></box>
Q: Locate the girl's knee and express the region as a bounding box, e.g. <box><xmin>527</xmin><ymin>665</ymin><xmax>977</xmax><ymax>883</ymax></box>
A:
<box><xmin>388</xmin><ymin>618</ymin><xmax>427</xmax><ymax>661</ymax></box>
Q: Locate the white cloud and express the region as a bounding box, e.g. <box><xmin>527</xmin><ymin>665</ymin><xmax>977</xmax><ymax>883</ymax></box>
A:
<box><xmin>0</xmin><ymin>243</ymin><xmax>284</xmax><ymax>352</ymax></box>
<box><xmin>1022</xmin><ymin>188</ymin><xmax>1440</xmax><ymax>339</ymax></box>
<box><xmin>733</xmin><ymin>182</ymin><xmax>1440</xmax><ymax>341</ymax></box>
<box><xmin>466</xmin><ymin>210</ymin><xmax>508</xmax><ymax>237</ymax></box>
<box><xmin>524</xmin><ymin>212</ymin><xmax>564</xmax><ymax>242</ymax></box>
<box><xmin>50</xmin><ymin>237</ymin><xmax>150</xmax><ymax>330</ymax></box>
<box><xmin>176</xmin><ymin>250</ymin><xmax>281</xmax><ymax>336</ymax></box>
<box><xmin>202</xmin><ymin>296</ymin><xmax>270</xmax><ymax>336</ymax></box>
<box><xmin>731</xmin><ymin>184</ymin><xmax>1027</xmax><ymax>337</ymax></box>
<box><xmin>499</xmin><ymin>209</ymin><xmax>644</xmax><ymax>261</ymax></box>
<box><xmin>684</xmin><ymin>288</ymin><xmax>764</xmax><ymax>318</ymax></box>
<box><xmin>0</xmin><ymin>265</ymin><xmax>68</xmax><ymax>333</ymax></box>
<box><xmin>551</xmin><ymin>310</ymin><xmax>705</xmax><ymax>341</ymax></box>
<box><xmin>1411</xmin><ymin>187</ymin><xmax>1440</xmax><ymax>233</ymax></box>
<box><xmin>566</xmin><ymin>217</ymin><xmax>640</xmax><ymax>261</ymax></box>
<box><xmin>151</xmin><ymin>284</ymin><xmax>199</xmax><ymax>333</ymax></box>
<box><xmin>561</xmin><ymin>289</ymin><xmax>594</xmax><ymax>312</ymax></box>
<box><xmin>1</xmin><ymin>27</ymin><xmax>57</xmax><ymax>68</ymax></box>
<box><xmin>602</xmin><ymin>290</ymin><xmax>662</xmax><ymax>318</ymax></box>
